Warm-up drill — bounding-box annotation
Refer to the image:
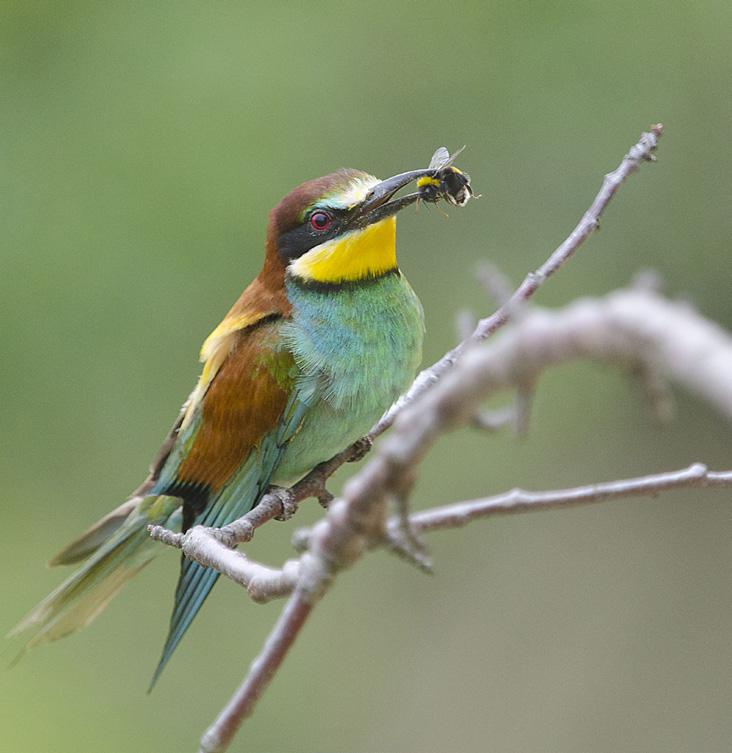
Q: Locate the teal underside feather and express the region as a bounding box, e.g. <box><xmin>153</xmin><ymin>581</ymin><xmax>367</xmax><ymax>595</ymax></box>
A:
<box><xmin>275</xmin><ymin>272</ymin><xmax>424</xmax><ymax>480</ymax></box>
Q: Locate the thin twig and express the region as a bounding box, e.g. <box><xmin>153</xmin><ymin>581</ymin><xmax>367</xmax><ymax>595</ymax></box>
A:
<box><xmin>407</xmin><ymin>463</ymin><xmax>728</xmax><ymax>532</ymax></box>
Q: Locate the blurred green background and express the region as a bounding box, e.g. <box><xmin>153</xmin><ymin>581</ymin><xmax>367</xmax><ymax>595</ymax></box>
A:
<box><xmin>2</xmin><ymin>2</ymin><xmax>731</xmax><ymax>751</ymax></box>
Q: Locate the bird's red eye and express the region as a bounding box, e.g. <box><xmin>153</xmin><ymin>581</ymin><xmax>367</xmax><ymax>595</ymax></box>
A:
<box><xmin>310</xmin><ymin>211</ymin><xmax>332</xmax><ymax>231</ymax></box>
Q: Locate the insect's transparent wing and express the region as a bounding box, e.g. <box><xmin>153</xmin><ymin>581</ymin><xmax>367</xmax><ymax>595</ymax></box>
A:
<box><xmin>428</xmin><ymin>147</ymin><xmax>451</xmax><ymax>171</ymax></box>
<box><xmin>428</xmin><ymin>145</ymin><xmax>466</xmax><ymax>171</ymax></box>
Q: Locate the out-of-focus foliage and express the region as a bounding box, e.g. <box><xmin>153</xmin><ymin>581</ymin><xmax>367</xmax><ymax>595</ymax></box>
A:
<box><xmin>2</xmin><ymin>2</ymin><xmax>731</xmax><ymax>752</ymax></box>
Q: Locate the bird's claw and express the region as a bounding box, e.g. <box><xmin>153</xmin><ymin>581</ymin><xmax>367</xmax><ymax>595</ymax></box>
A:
<box><xmin>348</xmin><ymin>436</ymin><xmax>373</xmax><ymax>462</ymax></box>
<box><xmin>271</xmin><ymin>487</ymin><xmax>299</xmax><ymax>521</ymax></box>
<box><xmin>317</xmin><ymin>489</ymin><xmax>334</xmax><ymax>508</ymax></box>
<box><xmin>383</xmin><ymin>483</ymin><xmax>432</xmax><ymax>572</ymax></box>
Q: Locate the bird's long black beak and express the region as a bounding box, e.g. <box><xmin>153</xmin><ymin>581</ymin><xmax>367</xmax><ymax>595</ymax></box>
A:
<box><xmin>362</xmin><ymin>170</ymin><xmax>430</xmax><ymax>213</ymax></box>
<box><xmin>354</xmin><ymin>169</ymin><xmax>432</xmax><ymax>228</ymax></box>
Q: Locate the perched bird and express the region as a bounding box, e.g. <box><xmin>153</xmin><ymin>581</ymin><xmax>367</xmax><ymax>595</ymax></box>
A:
<box><xmin>13</xmin><ymin>154</ymin><xmax>472</xmax><ymax>686</ymax></box>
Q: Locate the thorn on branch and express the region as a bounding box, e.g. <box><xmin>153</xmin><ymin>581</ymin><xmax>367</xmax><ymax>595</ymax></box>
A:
<box><xmin>383</xmin><ymin>526</ymin><xmax>434</xmax><ymax>574</ymax></box>
<box><xmin>631</xmin><ymin>268</ymin><xmax>665</xmax><ymax>293</ymax></box>
<box><xmin>456</xmin><ymin>309</ymin><xmax>478</xmax><ymax>340</ymax></box>
<box><xmin>632</xmin><ymin>363</ymin><xmax>676</xmax><ymax>425</ymax></box>
<box><xmin>290</xmin><ymin>527</ymin><xmax>310</xmax><ymax>552</ymax></box>
<box><xmin>471</xmin><ymin>405</ymin><xmax>516</xmax><ymax>433</ymax></box>
<box><xmin>317</xmin><ymin>489</ymin><xmax>334</xmax><ymax>508</ymax></box>
<box><xmin>475</xmin><ymin>260</ymin><xmax>514</xmax><ymax>307</ymax></box>
<box><xmin>513</xmin><ymin>384</ymin><xmax>535</xmax><ymax>437</ymax></box>
<box><xmin>147</xmin><ymin>524</ymin><xmax>183</xmax><ymax>548</ymax></box>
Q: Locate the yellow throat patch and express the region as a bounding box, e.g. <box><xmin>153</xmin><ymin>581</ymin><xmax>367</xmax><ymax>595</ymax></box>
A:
<box><xmin>289</xmin><ymin>216</ymin><xmax>397</xmax><ymax>284</ymax></box>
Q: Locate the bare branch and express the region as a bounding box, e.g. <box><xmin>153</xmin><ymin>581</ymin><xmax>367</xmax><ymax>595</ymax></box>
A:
<box><xmin>158</xmin><ymin>461</ymin><xmax>732</xmax><ymax>610</ymax></box>
<box><xmin>407</xmin><ymin>463</ymin><xmax>731</xmax><ymax>532</ymax></box>
<box><xmin>198</xmin><ymin>284</ymin><xmax>732</xmax><ymax>753</ymax></box>
<box><xmin>146</xmin><ymin>124</ymin><xmax>676</xmax><ymax>752</ymax></box>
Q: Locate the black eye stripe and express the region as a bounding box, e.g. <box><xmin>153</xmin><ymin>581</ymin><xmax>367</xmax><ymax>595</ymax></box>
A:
<box><xmin>278</xmin><ymin>208</ymin><xmax>348</xmax><ymax>260</ymax></box>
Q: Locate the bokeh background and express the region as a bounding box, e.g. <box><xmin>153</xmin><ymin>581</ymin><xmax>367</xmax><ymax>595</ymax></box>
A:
<box><xmin>3</xmin><ymin>2</ymin><xmax>731</xmax><ymax>752</ymax></box>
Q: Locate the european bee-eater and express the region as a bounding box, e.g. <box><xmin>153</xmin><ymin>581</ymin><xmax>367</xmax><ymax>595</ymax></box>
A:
<box><xmin>13</xmin><ymin>154</ymin><xmax>472</xmax><ymax>685</ymax></box>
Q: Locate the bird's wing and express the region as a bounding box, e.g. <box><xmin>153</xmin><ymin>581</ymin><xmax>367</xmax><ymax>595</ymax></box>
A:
<box><xmin>181</xmin><ymin>273</ymin><xmax>291</xmax><ymax>433</ymax></box>
<box><xmin>145</xmin><ymin>270</ymin><xmax>292</xmax><ymax>493</ymax></box>
<box><xmin>49</xmin><ymin>274</ymin><xmax>291</xmax><ymax>568</ymax></box>
<box><xmin>149</xmin><ymin>315</ymin><xmax>313</xmax><ymax>687</ymax></box>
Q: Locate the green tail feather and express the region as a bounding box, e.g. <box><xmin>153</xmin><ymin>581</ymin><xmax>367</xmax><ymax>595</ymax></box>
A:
<box><xmin>48</xmin><ymin>498</ymin><xmax>140</xmax><ymax>566</ymax></box>
<box><xmin>148</xmin><ymin>563</ymin><xmax>219</xmax><ymax>690</ymax></box>
<box><xmin>10</xmin><ymin>495</ymin><xmax>181</xmax><ymax>651</ymax></box>
<box><xmin>149</xmin><ymin>450</ymin><xmax>278</xmax><ymax>689</ymax></box>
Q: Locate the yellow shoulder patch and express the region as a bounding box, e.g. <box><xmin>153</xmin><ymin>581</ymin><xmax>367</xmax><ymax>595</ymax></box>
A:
<box><xmin>199</xmin><ymin>312</ymin><xmax>261</xmax><ymax>362</ymax></box>
<box><xmin>181</xmin><ymin>311</ymin><xmax>263</xmax><ymax>430</ymax></box>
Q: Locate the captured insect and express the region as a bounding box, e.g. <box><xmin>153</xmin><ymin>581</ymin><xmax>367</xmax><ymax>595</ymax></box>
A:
<box><xmin>417</xmin><ymin>146</ymin><xmax>475</xmax><ymax>207</ymax></box>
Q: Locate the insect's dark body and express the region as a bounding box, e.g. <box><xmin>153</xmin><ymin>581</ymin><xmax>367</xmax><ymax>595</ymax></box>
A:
<box><xmin>417</xmin><ymin>147</ymin><xmax>474</xmax><ymax>207</ymax></box>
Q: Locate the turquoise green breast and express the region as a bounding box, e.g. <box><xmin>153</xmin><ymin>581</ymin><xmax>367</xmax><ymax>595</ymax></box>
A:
<box><xmin>275</xmin><ymin>271</ymin><xmax>424</xmax><ymax>482</ymax></box>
